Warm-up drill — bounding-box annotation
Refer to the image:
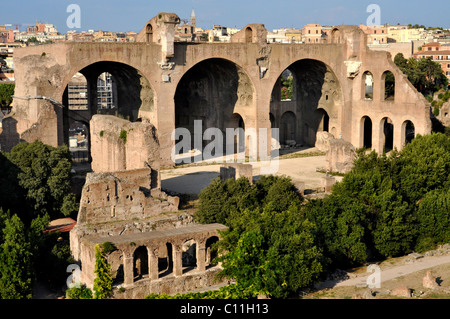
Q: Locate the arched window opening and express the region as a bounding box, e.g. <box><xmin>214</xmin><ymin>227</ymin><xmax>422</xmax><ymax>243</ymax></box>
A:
<box><xmin>403</xmin><ymin>120</ymin><xmax>415</xmax><ymax>145</ymax></box>
<box><xmin>381</xmin><ymin>117</ymin><xmax>394</xmax><ymax>153</ymax></box>
<box><xmin>205</xmin><ymin>236</ymin><xmax>219</xmax><ymax>269</ymax></box>
<box><xmin>97</xmin><ymin>72</ymin><xmax>117</xmax><ymax>110</ymax></box>
<box><xmin>363</xmin><ymin>71</ymin><xmax>374</xmax><ymax>100</ymax></box>
<box><xmin>68</xmin><ymin>121</ymin><xmax>89</xmax><ymax>163</ymax></box>
<box><xmin>230</xmin><ymin>113</ymin><xmax>245</xmax><ymax>154</ymax></box>
<box><xmin>245</xmin><ymin>27</ymin><xmax>253</xmax><ymax>43</ymax></box>
<box><xmin>158</xmin><ymin>243</ymin><xmax>173</xmax><ymax>278</ymax></box>
<box><xmin>146</xmin><ymin>24</ymin><xmax>153</xmax><ymax>42</ymax></box>
<box><xmin>133</xmin><ymin>246</ymin><xmax>149</xmax><ymax>281</ymax></box>
<box><xmin>383</xmin><ymin>71</ymin><xmax>395</xmax><ymax>100</ymax></box>
<box><xmin>317</xmin><ymin>109</ymin><xmax>329</xmax><ymax>132</ymax></box>
<box><xmin>182</xmin><ymin>239</ymin><xmax>197</xmax><ymax>274</ymax></box>
<box><xmin>280</xmin><ymin>69</ymin><xmax>294</xmax><ymax>101</ymax></box>
<box><xmin>361</xmin><ymin>116</ymin><xmax>373</xmax><ymax>149</ymax></box>
<box><xmin>280</xmin><ymin>111</ymin><xmax>296</xmax><ymax>145</ymax></box>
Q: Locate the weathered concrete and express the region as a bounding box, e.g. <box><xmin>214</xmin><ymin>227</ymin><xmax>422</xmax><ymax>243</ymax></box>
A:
<box><xmin>6</xmin><ymin>13</ymin><xmax>432</xmax><ymax>169</ymax></box>
<box><xmin>325</xmin><ymin>137</ymin><xmax>356</xmax><ymax>174</ymax></box>
<box><xmin>90</xmin><ymin>115</ymin><xmax>160</xmax><ymax>174</ymax></box>
<box><xmin>220</xmin><ymin>163</ymin><xmax>253</xmax><ymax>184</ymax></box>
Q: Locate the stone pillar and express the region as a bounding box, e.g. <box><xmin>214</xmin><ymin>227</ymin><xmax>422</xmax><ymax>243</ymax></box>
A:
<box><xmin>156</xmin><ymin>84</ymin><xmax>176</xmax><ymax>168</ymax></box>
<box><xmin>173</xmin><ymin>246</ymin><xmax>183</xmax><ymax>277</ymax></box>
<box><xmin>149</xmin><ymin>249</ymin><xmax>159</xmax><ymax>280</ymax></box>
<box><xmin>373</xmin><ymin>118</ymin><xmax>383</xmax><ymax>154</ymax></box>
<box><xmin>321</xmin><ymin>175</ymin><xmax>336</xmax><ymax>193</ymax></box>
<box><xmin>123</xmin><ymin>253</ymin><xmax>134</xmax><ymax>286</ymax></box>
<box><xmin>393</xmin><ymin>120</ymin><xmax>403</xmax><ymax>151</ymax></box>
<box><xmin>196</xmin><ymin>243</ymin><xmax>206</xmax><ymax>272</ymax></box>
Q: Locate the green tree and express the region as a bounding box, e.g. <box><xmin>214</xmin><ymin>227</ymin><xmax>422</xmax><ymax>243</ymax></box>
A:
<box><xmin>394</xmin><ymin>133</ymin><xmax>450</xmax><ymax>204</ymax></box>
<box><xmin>26</xmin><ymin>37</ymin><xmax>39</xmax><ymax>44</ymax></box>
<box><xmin>0</xmin><ymin>214</ymin><xmax>33</xmax><ymax>299</ymax></box>
<box><xmin>194</xmin><ymin>175</ymin><xmax>302</xmax><ymax>225</ymax></box>
<box><xmin>0</xmin><ymin>83</ymin><xmax>15</xmax><ymax>107</ymax></box>
<box><xmin>66</xmin><ymin>284</ymin><xmax>93</xmax><ymax>299</ymax></box>
<box><xmin>0</xmin><ymin>152</ymin><xmax>23</xmax><ymax>214</ymax></box>
<box><xmin>6</xmin><ymin>141</ymin><xmax>78</xmax><ymax>221</ymax></box>
<box><xmin>414</xmin><ymin>186</ymin><xmax>450</xmax><ymax>252</ymax></box>
<box><xmin>280</xmin><ymin>74</ymin><xmax>293</xmax><ymax>100</ymax></box>
<box><xmin>304</xmin><ymin>194</ymin><xmax>369</xmax><ymax>269</ymax></box>
<box><xmin>93</xmin><ymin>244</ymin><xmax>113</xmax><ymax>299</ymax></box>
<box><xmin>217</xmin><ymin>203</ymin><xmax>323</xmax><ymax>298</ymax></box>
<box><xmin>394</xmin><ymin>53</ymin><xmax>448</xmax><ymax>95</ymax></box>
<box><xmin>195</xmin><ymin>177</ymin><xmax>259</xmax><ymax>225</ymax></box>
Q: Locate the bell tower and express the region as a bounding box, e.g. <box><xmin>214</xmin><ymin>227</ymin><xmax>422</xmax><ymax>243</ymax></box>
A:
<box><xmin>190</xmin><ymin>9</ymin><xmax>197</xmax><ymax>30</ymax></box>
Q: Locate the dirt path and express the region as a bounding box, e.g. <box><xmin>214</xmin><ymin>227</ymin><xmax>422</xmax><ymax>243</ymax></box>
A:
<box><xmin>335</xmin><ymin>254</ymin><xmax>450</xmax><ymax>288</ymax></box>
<box><xmin>314</xmin><ymin>246</ymin><xmax>450</xmax><ymax>295</ymax></box>
<box><xmin>161</xmin><ymin>149</ymin><xmax>338</xmax><ymax>195</ymax></box>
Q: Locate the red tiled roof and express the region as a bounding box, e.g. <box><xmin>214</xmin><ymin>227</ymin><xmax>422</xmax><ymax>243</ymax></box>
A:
<box><xmin>44</xmin><ymin>218</ymin><xmax>77</xmax><ymax>234</ymax></box>
<box><xmin>414</xmin><ymin>51</ymin><xmax>450</xmax><ymax>56</ymax></box>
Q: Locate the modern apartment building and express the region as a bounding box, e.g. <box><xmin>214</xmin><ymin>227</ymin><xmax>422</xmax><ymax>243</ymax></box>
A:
<box><xmin>360</xmin><ymin>25</ymin><xmax>388</xmax><ymax>44</ymax></box>
<box><xmin>414</xmin><ymin>42</ymin><xmax>450</xmax><ymax>81</ymax></box>
<box><xmin>302</xmin><ymin>24</ymin><xmax>323</xmax><ymax>43</ymax></box>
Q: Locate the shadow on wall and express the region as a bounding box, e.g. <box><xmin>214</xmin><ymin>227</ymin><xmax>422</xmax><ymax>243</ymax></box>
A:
<box><xmin>0</xmin><ymin>117</ymin><xmax>21</xmax><ymax>152</ymax></box>
<box><xmin>161</xmin><ymin>171</ymin><xmax>220</xmax><ymax>195</ymax></box>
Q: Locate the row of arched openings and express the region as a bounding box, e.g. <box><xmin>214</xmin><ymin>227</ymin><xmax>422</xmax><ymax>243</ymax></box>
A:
<box><xmin>363</xmin><ymin>70</ymin><xmax>395</xmax><ymax>101</ymax></box>
<box><xmin>361</xmin><ymin>116</ymin><xmax>415</xmax><ymax>153</ymax></box>
<box><xmin>112</xmin><ymin>237</ymin><xmax>219</xmax><ymax>285</ymax></box>
<box><xmin>63</xmin><ymin>59</ymin><xmax>407</xmax><ymax>166</ymax></box>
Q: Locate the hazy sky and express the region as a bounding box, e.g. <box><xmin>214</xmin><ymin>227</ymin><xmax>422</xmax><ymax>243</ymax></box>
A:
<box><xmin>1</xmin><ymin>0</ymin><xmax>449</xmax><ymax>33</ymax></box>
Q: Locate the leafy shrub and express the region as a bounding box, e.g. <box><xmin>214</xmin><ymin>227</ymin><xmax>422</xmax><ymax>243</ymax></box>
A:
<box><xmin>0</xmin><ymin>83</ymin><xmax>14</xmax><ymax>107</ymax></box>
<box><xmin>93</xmin><ymin>244</ymin><xmax>113</xmax><ymax>299</ymax></box>
<box><xmin>194</xmin><ymin>175</ymin><xmax>302</xmax><ymax>225</ymax></box>
<box><xmin>119</xmin><ymin>130</ymin><xmax>127</xmax><ymax>144</ymax></box>
<box><xmin>415</xmin><ymin>187</ymin><xmax>450</xmax><ymax>252</ymax></box>
<box><xmin>66</xmin><ymin>285</ymin><xmax>93</xmax><ymax>299</ymax></box>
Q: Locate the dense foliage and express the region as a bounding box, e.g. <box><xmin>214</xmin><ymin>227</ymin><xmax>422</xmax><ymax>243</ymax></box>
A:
<box><xmin>305</xmin><ymin>133</ymin><xmax>450</xmax><ymax>267</ymax></box>
<box><xmin>146</xmin><ymin>283</ymin><xmax>266</xmax><ymax>299</ymax></box>
<box><xmin>6</xmin><ymin>141</ymin><xmax>79</xmax><ymax>221</ymax></box>
<box><xmin>394</xmin><ymin>53</ymin><xmax>448</xmax><ymax>96</ymax></box>
<box><xmin>194</xmin><ymin>176</ymin><xmax>321</xmax><ymax>298</ymax></box>
<box><xmin>93</xmin><ymin>244</ymin><xmax>113</xmax><ymax>299</ymax></box>
<box><xmin>66</xmin><ymin>284</ymin><xmax>93</xmax><ymax>299</ymax></box>
<box><xmin>189</xmin><ymin>133</ymin><xmax>450</xmax><ymax>299</ymax></box>
<box><xmin>0</xmin><ymin>83</ymin><xmax>14</xmax><ymax>107</ymax></box>
<box><xmin>0</xmin><ymin>213</ymin><xmax>33</xmax><ymax>299</ymax></box>
<box><xmin>0</xmin><ymin>141</ymin><xmax>79</xmax><ymax>298</ymax></box>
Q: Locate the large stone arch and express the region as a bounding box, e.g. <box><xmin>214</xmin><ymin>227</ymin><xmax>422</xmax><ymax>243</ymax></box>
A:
<box><xmin>270</xmin><ymin>58</ymin><xmax>344</xmax><ymax>147</ymax></box>
<box><xmin>62</xmin><ymin>61</ymin><xmax>155</xmax><ymax>121</ymax></box>
<box><xmin>61</xmin><ymin>61</ymin><xmax>155</xmax><ymax>164</ymax></box>
<box><xmin>173</xmin><ymin>57</ymin><xmax>255</xmax><ymax>159</ymax></box>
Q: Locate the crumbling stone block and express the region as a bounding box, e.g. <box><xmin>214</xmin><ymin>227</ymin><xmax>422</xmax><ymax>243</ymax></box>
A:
<box><xmin>391</xmin><ymin>286</ymin><xmax>411</xmax><ymax>298</ymax></box>
<box><xmin>220</xmin><ymin>163</ymin><xmax>253</xmax><ymax>184</ymax></box>
<box><xmin>423</xmin><ymin>271</ymin><xmax>439</xmax><ymax>289</ymax></box>
<box><xmin>77</xmin><ymin>168</ymin><xmax>179</xmax><ymax>226</ymax></box>
<box><xmin>315</xmin><ymin>131</ymin><xmax>335</xmax><ymax>153</ymax></box>
<box><xmin>321</xmin><ymin>175</ymin><xmax>336</xmax><ymax>193</ymax></box>
<box><xmin>90</xmin><ymin>115</ymin><xmax>160</xmax><ymax>176</ymax></box>
<box><xmin>325</xmin><ymin>138</ymin><xmax>356</xmax><ymax>174</ymax></box>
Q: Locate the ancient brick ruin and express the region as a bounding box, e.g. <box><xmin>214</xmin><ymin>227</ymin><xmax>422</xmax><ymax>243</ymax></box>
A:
<box><xmin>4</xmin><ymin>12</ymin><xmax>432</xmax><ymax>168</ymax></box>
<box><xmin>1</xmin><ymin>11</ymin><xmax>438</xmax><ymax>297</ymax></box>
<box><xmin>69</xmin><ymin>115</ymin><xmax>228</xmax><ymax>297</ymax></box>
